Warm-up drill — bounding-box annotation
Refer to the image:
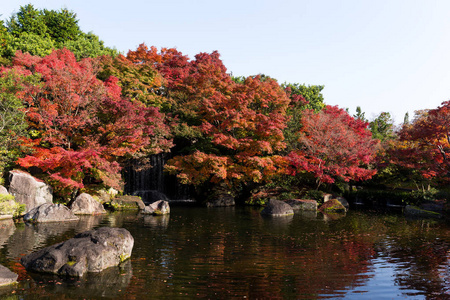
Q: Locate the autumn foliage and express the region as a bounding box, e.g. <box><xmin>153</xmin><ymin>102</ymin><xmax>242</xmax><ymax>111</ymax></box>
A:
<box><xmin>288</xmin><ymin>106</ymin><xmax>378</xmax><ymax>186</ymax></box>
<box><xmin>1</xmin><ymin>48</ymin><xmax>171</xmax><ymax>191</ymax></box>
<box><xmin>388</xmin><ymin>103</ymin><xmax>450</xmax><ymax>183</ymax></box>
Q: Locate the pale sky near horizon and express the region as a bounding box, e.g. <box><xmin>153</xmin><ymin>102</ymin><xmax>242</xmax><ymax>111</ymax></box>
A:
<box><xmin>2</xmin><ymin>0</ymin><xmax>450</xmax><ymax>124</ymax></box>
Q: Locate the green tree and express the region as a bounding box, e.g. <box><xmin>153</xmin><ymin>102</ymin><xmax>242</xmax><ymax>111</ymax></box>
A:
<box><xmin>42</xmin><ymin>8</ymin><xmax>81</xmax><ymax>44</ymax></box>
<box><xmin>354</xmin><ymin>106</ymin><xmax>367</xmax><ymax>122</ymax></box>
<box><xmin>369</xmin><ymin>112</ymin><xmax>395</xmax><ymax>142</ymax></box>
<box><xmin>4</xmin><ymin>5</ymin><xmax>116</xmax><ymax>59</ymax></box>
<box><xmin>10</xmin><ymin>33</ymin><xmax>55</xmax><ymax>57</ymax></box>
<box><xmin>282</xmin><ymin>83</ymin><xmax>325</xmax><ymax>152</ymax></box>
<box><xmin>7</xmin><ymin>4</ymin><xmax>48</xmax><ymax>38</ymax></box>
<box><xmin>282</xmin><ymin>83</ymin><xmax>325</xmax><ymax>112</ymax></box>
<box><xmin>0</xmin><ymin>68</ymin><xmax>41</xmax><ymax>178</ymax></box>
<box><xmin>62</xmin><ymin>32</ymin><xmax>118</xmax><ymax>59</ymax></box>
<box><xmin>0</xmin><ymin>20</ymin><xmax>13</xmax><ymax>59</ymax></box>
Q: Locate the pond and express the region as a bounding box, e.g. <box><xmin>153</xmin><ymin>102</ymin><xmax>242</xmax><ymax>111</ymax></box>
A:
<box><xmin>0</xmin><ymin>206</ymin><xmax>449</xmax><ymax>299</ymax></box>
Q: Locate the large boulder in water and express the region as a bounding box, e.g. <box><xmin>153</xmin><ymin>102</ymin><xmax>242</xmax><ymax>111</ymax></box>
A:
<box><xmin>261</xmin><ymin>199</ymin><xmax>294</xmax><ymax>217</ymax></box>
<box><xmin>70</xmin><ymin>193</ymin><xmax>106</xmax><ymax>215</ymax></box>
<box><xmin>20</xmin><ymin>227</ymin><xmax>134</xmax><ymax>277</ymax></box>
<box><xmin>142</xmin><ymin>200</ymin><xmax>170</xmax><ymax>215</ymax></box>
<box><xmin>23</xmin><ymin>203</ymin><xmax>79</xmax><ymax>223</ymax></box>
<box><xmin>0</xmin><ymin>264</ymin><xmax>18</xmax><ymax>286</ymax></box>
<box><xmin>8</xmin><ymin>170</ymin><xmax>53</xmax><ymax>213</ymax></box>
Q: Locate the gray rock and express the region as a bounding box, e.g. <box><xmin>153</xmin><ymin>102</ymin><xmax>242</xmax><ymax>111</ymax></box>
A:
<box><xmin>70</xmin><ymin>193</ymin><xmax>106</xmax><ymax>215</ymax></box>
<box><xmin>285</xmin><ymin>199</ymin><xmax>318</xmax><ymax>211</ymax></box>
<box><xmin>8</xmin><ymin>170</ymin><xmax>53</xmax><ymax>213</ymax></box>
<box><xmin>20</xmin><ymin>227</ymin><xmax>134</xmax><ymax>277</ymax></box>
<box><xmin>142</xmin><ymin>200</ymin><xmax>170</xmax><ymax>215</ymax></box>
<box><xmin>261</xmin><ymin>199</ymin><xmax>294</xmax><ymax>217</ymax></box>
<box><xmin>0</xmin><ymin>264</ymin><xmax>18</xmax><ymax>286</ymax></box>
<box><xmin>133</xmin><ymin>190</ymin><xmax>168</xmax><ymax>205</ymax></box>
<box><xmin>0</xmin><ymin>186</ymin><xmax>8</xmax><ymax>195</ymax></box>
<box><xmin>335</xmin><ymin>196</ymin><xmax>349</xmax><ymax>211</ymax></box>
<box><xmin>24</xmin><ymin>203</ymin><xmax>79</xmax><ymax>223</ymax></box>
<box><xmin>111</xmin><ymin>196</ymin><xmax>145</xmax><ymax>211</ymax></box>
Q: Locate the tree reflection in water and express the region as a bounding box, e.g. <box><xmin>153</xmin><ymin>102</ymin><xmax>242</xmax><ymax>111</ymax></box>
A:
<box><xmin>0</xmin><ymin>208</ymin><xmax>448</xmax><ymax>299</ymax></box>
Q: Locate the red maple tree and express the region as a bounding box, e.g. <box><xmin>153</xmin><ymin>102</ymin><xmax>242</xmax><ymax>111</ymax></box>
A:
<box><xmin>2</xmin><ymin>49</ymin><xmax>171</xmax><ymax>193</ymax></box>
<box><xmin>288</xmin><ymin>105</ymin><xmax>378</xmax><ymax>186</ymax></box>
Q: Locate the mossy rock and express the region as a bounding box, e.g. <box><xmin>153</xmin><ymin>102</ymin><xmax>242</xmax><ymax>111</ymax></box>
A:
<box><xmin>319</xmin><ymin>199</ymin><xmax>346</xmax><ymax>213</ymax></box>
<box><xmin>109</xmin><ymin>196</ymin><xmax>145</xmax><ymax>211</ymax></box>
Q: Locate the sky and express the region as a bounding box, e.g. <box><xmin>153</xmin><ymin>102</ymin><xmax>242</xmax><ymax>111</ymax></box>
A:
<box><xmin>2</xmin><ymin>0</ymin><xmax>450</xmax><ymax>124</ymax></box>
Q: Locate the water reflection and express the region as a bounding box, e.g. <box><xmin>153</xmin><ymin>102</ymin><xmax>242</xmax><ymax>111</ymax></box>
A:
<box><xmin>25</xmin><ymin>260</ymin><xmax>133</xmax><ymax>299</ymax></box>
<box><xmin>0</xmin><ymin>219</ymin><xmax>15</xmax><ymax>249</ymax></box>
<box><xmin>0</xmin><ymin>209</ymin><xmax>448</xmax><ymax>298</ymax></box>
<box><xmin>142</xmin><ymin>214</ymin><xmax>170</xmax><ymax>229</ymax></box>
<box><xmin>6</xmin><ymin>214</ymin><xmax>105</xmax><ymax>260</ymax></box>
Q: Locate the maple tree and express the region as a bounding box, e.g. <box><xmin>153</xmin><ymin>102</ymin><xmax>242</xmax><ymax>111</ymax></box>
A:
<box><xmin>288</xmin><ymin>105</ymin><xmax>378</xmax><ymax>187</ymax></box>
<box><xmin>128</xmin><ymin>45</ymin><xmax>292</xmax><ymax>189</ymax></box>
<box><xmin>165</xmin><ymin>71</ymin><xmax>290</xmax><ymax>188</ymax></box>
<box><xmin>388</xmin><ymin>104</ymin><xmax>450</xmax><ymax>184</ymax></box>
<box><xmin>2</xmin><ymin>49</ymin><xmax>171</xmax><ymax>195</ymax></box>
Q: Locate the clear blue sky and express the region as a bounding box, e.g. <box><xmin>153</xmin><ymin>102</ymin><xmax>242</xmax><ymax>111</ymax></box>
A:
<box><xmin>3</xmin><ymin>0</ymin><xmax>450</xmax><ymax>124</ymax></box>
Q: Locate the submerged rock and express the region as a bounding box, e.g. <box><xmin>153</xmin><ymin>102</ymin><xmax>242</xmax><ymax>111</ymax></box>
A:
<box><xmin>8</xmin><ymin>170</ymin><xmax>53</xmax><ymax>213</ymax></box>
<box><xmin>142</xmin><ymin>200</ymin><xmax>170</xmax><ymax>215</ymax></box>
<box><xmin>20</xmin><ymin>227</ymin><xmax>134</xmax><ymax>277</ymax></box>
<box><xmin>70</xmin><ymin>193</ymin><xmax>106</xmax><ymax>215</ymax></box>
<box><xmin>0</xmin><ymin>264</ymin><xmax>18</xmax><ymax>286</ymax></box>
<box><xmin>261</xmin><ymin>199</ymin><xmax>294</xmax><ymax>217</ymax></box>
<box><xmin>24</xmin><ymin>203</ymin><xmax>79</xmax><ymax>223</ymax></box>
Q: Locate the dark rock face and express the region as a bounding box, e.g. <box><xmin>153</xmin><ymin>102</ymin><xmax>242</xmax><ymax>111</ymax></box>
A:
<box><xmin>23</xmin><ymin>203</ymin><xmax>79</xmax><ymax>223</ymax></box>
<box><xmin>20</xmin><ymin>227</ymin><xmax>134</xmax><ymax>277</ymax></box>
<box><xmin>261</xmin><ymin>199</ymin><xmax>294</xmax><ymax>216</ymax></box>
<box><xmin>70</xmin><ymin>193</ymin><xmax>106</xmax><ymax>215</ymax></box>
<box><xmin>0</xmin><ymin>264</ymin><xmax>18</xmax><ymax>286</ymax></box>
<box><xmin>8</xmin><ymin>170</ymin><xmax>53</xmax><ymax>213</ymax></box>
<box><xmin>285</xmin><ymin>199</ymin><xmax>318</xmax><ymax>211</ymax></box>
<box><xmin>142</xmin><ymin>200</ymin><xmax>170</xmax><ymax>215</ymax></box>
<box><xmin>111</xmin><ymin>196</ymin><xmax>145</xmax><ymax>211</ymax></box>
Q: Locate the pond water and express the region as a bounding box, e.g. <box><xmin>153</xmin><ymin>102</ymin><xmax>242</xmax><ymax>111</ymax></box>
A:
<box><xmin>0</xmin><ymin>206</ymin><xmax>449</xmax><ymax>299</ymax></box>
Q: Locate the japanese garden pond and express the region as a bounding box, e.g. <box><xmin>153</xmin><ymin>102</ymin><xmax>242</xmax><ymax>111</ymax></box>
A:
<box><xmin>0</xmin><ymin>206</ymin><xmax>449</xmax><ymax>299</ymax></box>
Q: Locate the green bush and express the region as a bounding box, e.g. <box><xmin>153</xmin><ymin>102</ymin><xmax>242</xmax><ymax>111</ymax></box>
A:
<box><xmin>0</xmin><ymin>193</ymin><xmax>25</xmax><ymax>217</ymax></box>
